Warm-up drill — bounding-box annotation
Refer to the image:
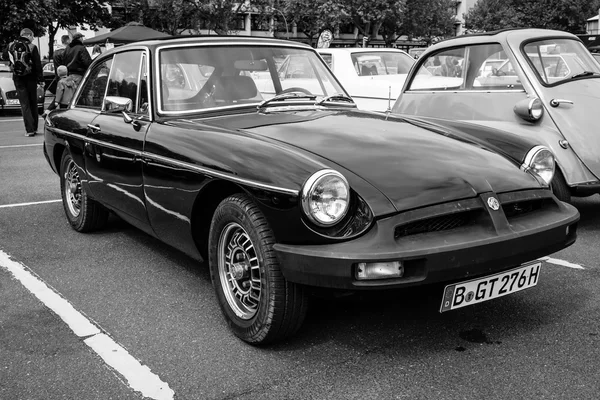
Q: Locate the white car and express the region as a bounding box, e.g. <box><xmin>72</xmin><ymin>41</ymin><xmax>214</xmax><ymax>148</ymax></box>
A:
<box><xmin>317</xmin><ymin>48</ymin><xmax>415</xmax><ymax>111</ymax></box>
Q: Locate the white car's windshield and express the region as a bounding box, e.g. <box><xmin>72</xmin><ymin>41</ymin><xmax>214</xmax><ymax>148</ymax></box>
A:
<box><xmin>158</xmin><ymin>45</ymin><xmax>346</xmax><ymax>114</ymax></box>
<box><xmin>523</xmin><ymin>39</ymin><xmax>600</xmax><ymax>85</ymax></box>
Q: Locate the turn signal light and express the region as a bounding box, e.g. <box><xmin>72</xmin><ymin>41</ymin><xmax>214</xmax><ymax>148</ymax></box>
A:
<box><xmin>356</xmin><ymin>261</ymin><xmax>404</xmax><ymax>280</ymax></box>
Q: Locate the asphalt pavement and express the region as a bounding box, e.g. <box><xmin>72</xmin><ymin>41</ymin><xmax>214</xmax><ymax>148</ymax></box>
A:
<box><xmin>1</xmin><ymin>114</ymin><xmax>599</xmax><ymax>400</ymax></box>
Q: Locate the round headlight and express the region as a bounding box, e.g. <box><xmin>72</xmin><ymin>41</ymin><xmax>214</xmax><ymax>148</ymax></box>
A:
<box><xmin>523</xmin><ymin>146</ymin><xmax>555</xmax><ymax>186</ymax></box>
<box><xmin>301</xmin><ymin>169</ymin><xmax>350</xmax><ymax>227</ymax></box>
<box><xmin>529</xmin><ymin>98</ymin><xmax>543</xmax><ymax>120</ymax></box>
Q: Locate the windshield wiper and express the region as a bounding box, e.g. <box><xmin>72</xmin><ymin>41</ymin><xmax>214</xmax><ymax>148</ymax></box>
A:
<box><xmin>257</xmin><ymin>92</ymin><xmax>317</xmax><ymax>109</ymax></box>
<box><xmin>315</xmin><ymin>93</ymin><xmax>355</xmax><ymax>106</ymax></box>
<box><xmin>570</xmin><ymin>71</ymin><xmax>600</xmax><ymax>79</ymax></box>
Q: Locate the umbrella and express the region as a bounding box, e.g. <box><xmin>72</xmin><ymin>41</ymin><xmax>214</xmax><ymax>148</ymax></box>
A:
<box><xmin>84</xmin><ymin>22</ymin><xmax>170</xmax><ymax>45</ymax></box>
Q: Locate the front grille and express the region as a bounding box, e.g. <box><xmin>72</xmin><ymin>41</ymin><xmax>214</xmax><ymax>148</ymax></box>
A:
<box><xmin>395</xmin><ymin>210</ymin><xmax>480</xmax><ymax>238</ymax></box>
<box><xmin>502</xmin><ymin>199</ymin><xmax>544</xmax><ymax>219</ymax></box>
<box><xmin>5</xmin><ymin>90</ymin><xmax>18</xmax><ymax>99</ymax></box>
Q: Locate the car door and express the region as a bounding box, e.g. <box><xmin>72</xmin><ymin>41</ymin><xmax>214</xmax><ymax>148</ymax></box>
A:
<box><xmin>396</xmin><ymin>43</ymin><xmax>529</xmax><ymax>122</ymax></box>
<box><xmin>85</xmin><ymin>49</ymin><xmax>153</xmax><ymax>234</ymax></box>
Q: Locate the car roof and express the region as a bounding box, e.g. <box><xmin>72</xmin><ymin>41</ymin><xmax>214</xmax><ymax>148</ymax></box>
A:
<box><xmin>118</xmin><ymin>35</ymin><xmax>314</xmax><ymax>50</ymax></box>
<box><xmin>316</xmin><ymin>47</ymin><xmax>409</xmax><ymax>55</ymax></box>
<box><xmin>430</xmin><ymin>28</ymin><xmax>578</xmax><ymax>50</ymax></box>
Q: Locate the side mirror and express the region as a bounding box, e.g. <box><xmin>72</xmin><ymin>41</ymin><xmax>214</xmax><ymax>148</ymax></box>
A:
<box><xmin>104</xmin><ymin>96</ymin><xmax>132</xmax><ymax>113</ymax></box>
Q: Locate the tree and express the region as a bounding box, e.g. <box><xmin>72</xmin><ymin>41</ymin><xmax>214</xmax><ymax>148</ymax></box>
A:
<box><xmin>143</xmin><ymin>0</ymin><xmax>197</xmax><ymax>36</ymax></box>
<box><xmin>283</xmin><ymin>0</ymin><xmax>348</xmax><ymax>47</ymax></box>
<box><xmin>465</xmin><ymin>0</ymin><xmax>600</xmax><ymax>34</ymax></box>
<box><xmin>401</xmin><ymin>0</ymin><xmax>456</xmax><ymax>45</ymax></box>
<box><xmin>42</xmin><ymin>0</ymin><xmax>113</xmax><ymax>59</ymax></box>
<box><xmin>344</xmin><ymin>0</ymin><xmax>406</xmax><ymax>45</ymax></box>
<box><xmin>0</xmin><ymin>0</ymin><xmax>47</xmax><ymax>52</ymax></box>
<box><xmin>190</xmin><ymin>0</ymin><xmax>271</xmax><ymax>35</ymax></box>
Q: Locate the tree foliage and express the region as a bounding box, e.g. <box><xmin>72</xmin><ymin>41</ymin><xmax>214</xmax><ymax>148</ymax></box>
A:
<box><xmin>283</xmin><ymin>0</ymin><xmax>348</xmax><ymax>46</ymax></box>
<box><xmin>43</xmin><ymin>0</ymin><xmax>113</xmax><ymax>58</ymax></box>
<box><xmin>0</xmin><ymin>0</ymin><xmax>47</xmax><ymax>50</ymax></box>
<box><xmin>465</xmin><ymin>0</ymin><xmax>600</xmax><ymax>34</ymax></box>
<box><xmin>345</xmin><ymin>0</ymin><xmax>406</xmax><ymax>41</ymax></box>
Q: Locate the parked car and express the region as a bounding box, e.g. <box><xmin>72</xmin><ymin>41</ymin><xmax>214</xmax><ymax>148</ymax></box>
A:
<box><xmin>591</xmin><ymin>52</ymin><xmax>600</xmax><ymax>64</ymax></box>
<box><xmin>0</xmin><ymin>61</ymin><xmax>44</xmax><ymax>114</ymax></box>
<box><xmin>394</xmin><ymin>28</ymin><xmax>600</xmax><ymax>203</ymax></box>
<box><xmin>42</xmin><ymin>61</ymin><xmax>57</xmax><ymax>94</ymax></box>
<box><xmin>316</xmin><ymin>47</ymin><xmax>415</xmax><ymax>111</ymax></box>
<box><xmin>44</xmin><ymin>36</ymin><xmax>579</xmax><ymax>344</ymax></box>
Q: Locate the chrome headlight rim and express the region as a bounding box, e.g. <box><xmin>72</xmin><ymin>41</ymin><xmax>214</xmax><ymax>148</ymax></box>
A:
<box><xmin>522</xmin><ymin>145</ymin><xmax>555</xmax><ymax>186</ymax></box>
<box><xmin>301</xmin><ymin>169</ymin><xmax>350</xmax><ymax>227</ymax></box>
<box><xmin>528</xmin><ymin>97</ymin><xmax>544</xmax><ymax>121</ymax></box>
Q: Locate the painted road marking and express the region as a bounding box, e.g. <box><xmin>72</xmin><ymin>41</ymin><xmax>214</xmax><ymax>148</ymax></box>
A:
<box><xmin>539</xmin><ymin>256</ymin><xmax>585</xmax><ymax>270</ymax></box>
<box><xmin>0</xmin><ymin>199</ymin><xmax>61</xmax><ymax>209</ymax></box>
<box><xmin>0</xmin><ymin>144</ymin><xmax>43</xmax><ymax>149</ymax></box>
<box><xmin>0</xmin><ymin>250</ymin><xmax>175</xmax><ymax>400</ymax></box>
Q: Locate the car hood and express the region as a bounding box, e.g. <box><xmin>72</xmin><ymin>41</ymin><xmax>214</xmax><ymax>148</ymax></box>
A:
<box><xmin>196</xmin><ymin>109</ymin><xmax>542</xmax><ymax>212</ymax></box>
<box><xmin>0</xmin><ymin>75</ymin><xmax>15</xmax><ymax>91</ymax></box>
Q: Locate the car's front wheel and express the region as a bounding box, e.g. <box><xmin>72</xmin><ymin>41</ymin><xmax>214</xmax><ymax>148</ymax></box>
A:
<box><xmin>60</xmin><ymin>150</ymin><xmax>109</xmax><ymax>232</ymax></box>
<box><xmin>551</xmin><ymin>168</ymin><xmax>571</xmax><ymax>204</ymax></box>
<box><xmin>208</xmin><ymin>194</ymin><xmax>308</xmax><ymax>344</ymax></box>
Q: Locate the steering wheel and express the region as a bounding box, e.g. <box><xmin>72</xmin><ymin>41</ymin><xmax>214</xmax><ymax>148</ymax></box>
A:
<box><xmin>279</xmin><ymin>87</ymin><xmax>313</xmax><ymax>96</ymax></box>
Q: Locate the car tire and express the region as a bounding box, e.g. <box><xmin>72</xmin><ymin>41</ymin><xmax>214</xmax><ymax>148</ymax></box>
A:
<box><xmin>208</xmin><ymin>193</ymin><xmax>308</xmax><ymax>344</ymax></box>
<box><xmin>60</xmin><ymin>150</ymin><xmax>109</xmax><ymax>232</ymax></box>
<box><xmin>551</xmin><ymin>167</ymin><xmax>571</xmax><ymax>204</ymax></box>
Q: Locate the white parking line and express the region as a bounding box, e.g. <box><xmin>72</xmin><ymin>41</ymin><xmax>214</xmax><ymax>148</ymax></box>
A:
<box><xmin>0</xmin><ymin>200</ymin><xmax>61</xmax><ymax>209</ymax></box>
<box><xmin>0</xmin><ymin>144</ymin><xmax>43</xmax><ymax>149</ymax></box>
<box><xmin>0</xmin><ymin>250</ymin><xmax>175</xmax><ymax>400</ymax></box>
<box><xmin>539</xmin><ymin>256</ymin><xmax>585</xmax><ymax>270</ymax></box>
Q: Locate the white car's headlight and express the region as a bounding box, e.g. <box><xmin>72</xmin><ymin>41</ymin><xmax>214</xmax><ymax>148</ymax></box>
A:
<box><xmin>301</xmin><ymin>169</ymin><xmax>350</xmax><ymax>227</ymax></box>
<box><xmin>522</xmin><ymin>145</ymin><xmax>555</xmax><ymax>186</ymax></box>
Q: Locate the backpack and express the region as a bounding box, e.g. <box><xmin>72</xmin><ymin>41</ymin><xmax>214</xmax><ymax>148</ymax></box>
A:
<box><xmin>8</xmin><ymin>39</ymin><xmax>33</xmax><ymax>76</ymax></box>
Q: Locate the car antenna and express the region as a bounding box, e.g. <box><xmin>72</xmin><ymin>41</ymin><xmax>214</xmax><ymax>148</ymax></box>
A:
<box><xmin>385</xmin><ymin>85</ymin><xmax>392</xmax><ymax>119</ymax></box>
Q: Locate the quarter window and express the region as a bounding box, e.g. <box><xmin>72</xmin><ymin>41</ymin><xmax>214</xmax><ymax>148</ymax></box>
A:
<box><xmin>75</xmin><ymin>58</ymin><xmax>112</xmax><ymax>109</ymax></box>
<box><xmin>106</xmin><ymin>50</ymin><xmax>143</xmax><ymax>113</ymax></box>
<box><xmin>407</xmin><ymin>48</ymin><xmax>466</xmax><ymax>91</ymax></box>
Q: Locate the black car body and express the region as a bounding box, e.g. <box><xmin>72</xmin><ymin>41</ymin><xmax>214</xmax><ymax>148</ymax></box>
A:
<box><xmin>43</xmin><ymin>37</ymin><xmax>579</xmax><ymax>344</ymax></box>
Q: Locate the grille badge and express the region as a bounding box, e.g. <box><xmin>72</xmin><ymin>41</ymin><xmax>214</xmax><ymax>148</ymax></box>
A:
<box><xmin>487</xmin><ymin>197</ymin><xmax>500</xmax><ymax>211</ymax></box>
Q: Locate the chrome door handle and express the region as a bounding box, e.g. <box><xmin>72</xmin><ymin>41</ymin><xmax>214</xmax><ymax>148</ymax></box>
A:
<box><xmin>550</xmin><ymin>99</ymin><xmax>573</xmax><ymax>107</ymax></box>
<box><xmin>87</xmin><ymin>124</ymin><xmax>101</xmax><ymax>132</ymax></box>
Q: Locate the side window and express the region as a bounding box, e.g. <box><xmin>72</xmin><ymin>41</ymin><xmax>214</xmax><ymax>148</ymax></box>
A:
<box><xmin>320</xmin><ymin>53</ymin><xmax>333</xmax><ymax>69</ymax></box>
<box><xmin>470</xmin><ymin>44</ymin><xmax>523</xmax><ymax>90</ymax></box>
<box><xmin>106</xmin><ymin>50</ymin><xmax>142</xmax><ymax>112</ymax></box>
<box><xmin>407</xmin><ymin>48</ymin><xmax>466</xmax><ymax>91</ymax></box>
<box><xmin>138</xmin><ymin>54</ymin><xmax>149</xmax><ymax>115</ymax></box>
<box><xmin>75</xmin><ymin>57</ymin><xmax>113</xmax><ymax>109</ymax></box>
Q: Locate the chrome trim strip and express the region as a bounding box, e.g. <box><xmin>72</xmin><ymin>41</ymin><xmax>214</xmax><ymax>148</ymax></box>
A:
<box><xmin>406</xmin><ymin>89</ymin><xmax>526</xmax><ymax>94</ymax></box>
<box><xmin>52</xmin><ymin>128</ymin><xmax>299</xmax><ymax>196</ymax></box>
<box><xmin>144</xmin><ymin>152</ymin><xmax>299</xmax><ymax>196</ymax></box>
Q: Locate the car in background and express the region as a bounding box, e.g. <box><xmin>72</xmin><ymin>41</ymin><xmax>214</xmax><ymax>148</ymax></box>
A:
<box><xmin>317</xmin><ymin>47</ymin><xmax>415</xmax><ymax>111</ymax></box>
<box><xmin>394</xmin><ymin>28</ymin><xmax>600</xmax><ymax>203</ymax></box>
<box><xmin>0</xmin><ymin>61</ymin><xmax>44</xmax><ymax>114</ymax></box>
<box><xmin>591</xmin><ymin>52</ymin><xmax>600</xmax><ymax>64</ymax></box>
<box><xmin>44</xmin><ymin>36</ymin><xmax>579</xmax><ymax>344</ymax></box>
<box><xmin>42</xmin><ymin>61</ymin><xmax>57</xmax><ymax>94</ymax></box>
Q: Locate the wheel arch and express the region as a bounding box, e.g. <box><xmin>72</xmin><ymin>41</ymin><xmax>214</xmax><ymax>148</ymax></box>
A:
<box><xmin>190</xmin><ymin>179</ymin><xmax>250</xmax><ymax>260</ymax></box>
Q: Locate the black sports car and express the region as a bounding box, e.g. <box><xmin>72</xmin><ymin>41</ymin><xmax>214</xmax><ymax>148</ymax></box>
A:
<box><xmin>43</xmin><ymin>37</ymin><xmax>579</xmax><ymax>344</ymax></box>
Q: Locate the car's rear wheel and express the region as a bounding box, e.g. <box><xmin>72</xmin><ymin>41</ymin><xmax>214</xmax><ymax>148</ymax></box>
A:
<box><xmin>60</xmin><ymin>150</ymin><xmax>109</xmax><ymax>232</ymax></box>
<box><xmin>551</xmin><ymin>167</ymin><xmax>571</xmax><ymax>204</ymax></box>
<box><xmin>208</xmin><ymin>194</ymin><xmax>308</xmax><ymax>344</ymax></box>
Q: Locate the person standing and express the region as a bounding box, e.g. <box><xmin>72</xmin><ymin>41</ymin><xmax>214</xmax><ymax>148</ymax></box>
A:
<box><xmin>91</xmin><ymin>45</ymin><xmax>102</xmax><ymax>60</ymax></box>
<box><xmin>53</xmin><ymin>35</ymin><xmax>71</xmax><ymax>76</ymax></box>
<box><xmin>61</xmin><ymin>32</ymin><xmax>91</xmax><ymax>87</ymax></box>
<box><xmin>2</xmin><ymin>28</ymin><xmax>44</xmax><ymax>137</ymax></box>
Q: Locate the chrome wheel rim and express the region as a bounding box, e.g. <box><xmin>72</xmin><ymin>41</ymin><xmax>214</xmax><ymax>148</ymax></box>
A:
<box><xmin>64</xmin><ymin>159</ymin><xmax>82</xmax><ymax>218</ymax></box>
<box><xmin>218</xmin><ymin>222</ymin><xmax>261</xmax><ymax>320</ymax></box>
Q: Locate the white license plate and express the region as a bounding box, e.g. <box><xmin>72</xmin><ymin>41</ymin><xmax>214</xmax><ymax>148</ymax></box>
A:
<box><xmin>440</xmin><ymin>261</ymin><xmax>541</xmax><ymax>312</ymax></box>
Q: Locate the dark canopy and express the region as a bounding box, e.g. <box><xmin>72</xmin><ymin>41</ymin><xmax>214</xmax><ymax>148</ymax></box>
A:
<box><xmin>84</xmin><ymin>23</ymin><xmax>170</xmax><ymax>45</ymax></box>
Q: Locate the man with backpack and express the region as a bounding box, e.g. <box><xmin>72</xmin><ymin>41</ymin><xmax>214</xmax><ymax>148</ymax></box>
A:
<box><xmin>2</xmin><ymin>28</ymin><xmax>44</xmax><ymax>137</ymax></box>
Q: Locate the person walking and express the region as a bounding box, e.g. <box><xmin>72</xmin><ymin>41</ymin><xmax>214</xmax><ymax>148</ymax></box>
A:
<box><xmin>2</xmin><ymin>28</ymin><xmax>44</xmax><ymax>137</ymax></box>
<box><xmin>61</xmin><ymin>32</ymin><xmax>91</xmax><ymax>87</ymax></box>
<box><xmin>53</xmin><ymin>35</ymin><xmax>71</xmax><ymax>75</ymax></box>
<box><xmin>42</xmin><ymin>65</ymin><xmax>76</xmax><ymax>116</ymax></box>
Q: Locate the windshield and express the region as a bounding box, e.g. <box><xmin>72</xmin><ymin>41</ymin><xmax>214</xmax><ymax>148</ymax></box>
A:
<box><xmin>350</xmin><ymin>51</ymin><xmax>414</xmax><ymax>76</ymax></box>
<box><xmin>522</xmin><ymin>38</ymin><xmax>600</xmax><ymax>85</ymax></box>
<box><xmin>158</xmin><ymin>45</ymin><xmax>346</xmax><ymax>114</ymax></box>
